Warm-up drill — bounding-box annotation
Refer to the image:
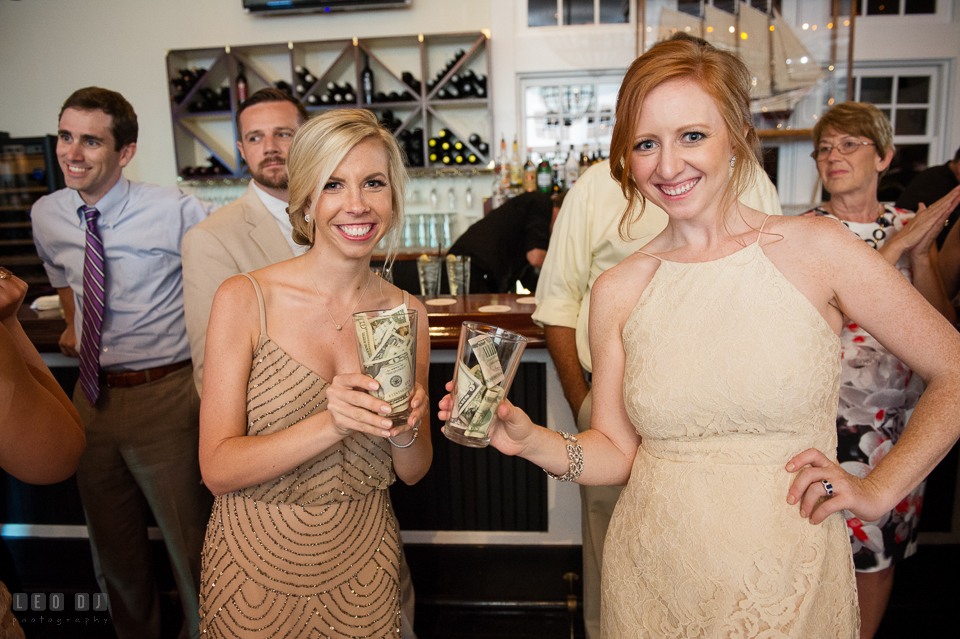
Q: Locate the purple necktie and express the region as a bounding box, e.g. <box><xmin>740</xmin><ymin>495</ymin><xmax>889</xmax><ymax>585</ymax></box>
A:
<box><xmin>79</xmin><ymin>206</ymin><xmax>105</xmax><ymax>405</ymax></box>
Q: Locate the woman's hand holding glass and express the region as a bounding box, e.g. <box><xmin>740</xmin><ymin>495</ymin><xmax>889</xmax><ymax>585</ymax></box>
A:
<box><xmin>327</xmin><ymin>374</ymin><xmax>426</xmax><ymax>441</ymax></box>
<box><xmin>437</xmin><ymin>380</ymin><xmax>534</xmax><ymax>457</ymax></box>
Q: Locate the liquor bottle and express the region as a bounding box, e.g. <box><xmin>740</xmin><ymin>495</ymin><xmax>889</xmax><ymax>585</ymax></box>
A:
<box><xmin>498</xmin><ymin>136</ymin><xmax>510</xmax><ymax>190</ymax></box>
<box><xmin>236</xmin><ymin>62</ymin><xmax>248</xmax><ymax>103</ymax></box>
<box><xmin>522</xmin><ymin>148</ymin><xmax>537</xmax><ymax>192</ymax></box>
<box><xmin>537</xmin><ymin>154</ymin><xmax>552</xmax><ymax>193</ymax></box>
<box><xmin>579</xmin><ymin>143</ymin><xmax>591</xmax><ymax>176</ymax></box>
<box><xmin>564</xmin><ymin>145</ymin><xmax>579</xmax><ymax>189</ymax></box>
<box><xmin>551</xmin><ymin>141</ymin><xmax>564</xmax><ymax>190</ymax></box>
<box><xmin>361</xmin><ymin>54</ymin><xmax>374</xmax><ymax>105</ymax></box>
<box><xmin>509</xmin><ymin>137</ymin><xmax>522</xmax><ymax>188</ymax></box>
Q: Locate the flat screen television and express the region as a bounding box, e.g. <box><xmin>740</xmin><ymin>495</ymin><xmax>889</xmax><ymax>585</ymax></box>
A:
<box><xmin>243</xmin><ymin>0</ymin><xmax>411</xmax><ymax>14</ymax></box>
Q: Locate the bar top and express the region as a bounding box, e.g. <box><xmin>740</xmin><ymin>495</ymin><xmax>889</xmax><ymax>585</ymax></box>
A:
<box><xmin>18</xmin><ymin>293</ymin><xmax>544</xmax><ymax>354</ymax></box>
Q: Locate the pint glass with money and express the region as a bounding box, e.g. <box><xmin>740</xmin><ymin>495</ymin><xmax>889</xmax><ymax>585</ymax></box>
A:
<box><xmin>445</xmin><ymin>321</ymin><xmax>527</xmax><ymax>448</ymax></box>
<box><xmin>353</xmin><ymin>306</ymin><xmax>418</xmax><ymax>426</ymax></box>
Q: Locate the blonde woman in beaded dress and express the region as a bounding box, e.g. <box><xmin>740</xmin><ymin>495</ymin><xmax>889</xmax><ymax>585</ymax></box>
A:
<box><xmin>198</xmin><ymin>109</ymin><xmax>432</xmax><ymax>638</ymax></box>
<box><xmin>439</xmin><ymin>39</ymin><xmax>960</xmax><ymax>637</ymax></box>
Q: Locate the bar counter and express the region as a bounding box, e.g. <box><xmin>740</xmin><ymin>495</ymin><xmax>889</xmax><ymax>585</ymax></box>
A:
<box><xmin>18</xmin><ymin>293</ymin><xmax>545</xmax><ymax>353</ymax></box>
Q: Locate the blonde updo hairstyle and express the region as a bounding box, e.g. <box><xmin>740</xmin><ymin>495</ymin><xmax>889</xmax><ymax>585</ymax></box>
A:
<box><xmin>287</xmin><ymin>109</ymin><xmax>407</xmax><ymax>260</ymax></box>
<box><xmin>812</xmin><ymin>101</ymin><xmax>894</xmax><ymax>175</ymax></box>
<box><xmin>609</xmin><ymin>38</ymin><xmax>761</xmax><ymax>239</ymax></box>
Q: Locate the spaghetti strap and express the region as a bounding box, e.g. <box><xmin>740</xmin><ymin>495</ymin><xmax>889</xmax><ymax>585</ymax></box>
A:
<box><xmin>636</xmin><ymin>249</ymin><xmax>663</xmax><ymax>262</ymax></box>
<box><xmin>240</xmin><ymin>273</ymin><xmax>268</xmax><ymax>338</ymax></box>
<box><xmin>756</xmin><ymin>214</ymin><xmax>771</xmax><ymax>241</ymax></box>
<box><xmin>402</xmin><ymin>290</ymin><xmax>410</xmax><ymax>306</ymax></box>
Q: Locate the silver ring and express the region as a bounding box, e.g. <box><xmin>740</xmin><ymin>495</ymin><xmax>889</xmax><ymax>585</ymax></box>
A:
<box><xmin>821</xmin><ymin>479</ymin><xmax>834</xmax><ymax>496</ymax></box>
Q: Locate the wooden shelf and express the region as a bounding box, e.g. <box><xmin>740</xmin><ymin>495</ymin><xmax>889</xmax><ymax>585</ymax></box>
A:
<box><xmin>167</xmin><ymin>31</ymin><xmax>493</xmax><ymax>180</ymax></box>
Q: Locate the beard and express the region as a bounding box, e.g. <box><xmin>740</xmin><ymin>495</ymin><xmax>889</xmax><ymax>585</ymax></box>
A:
<box><xmin>250</xmin><ymin>158</ymin><xmax>288</xmax><ymax>190</ymax></box>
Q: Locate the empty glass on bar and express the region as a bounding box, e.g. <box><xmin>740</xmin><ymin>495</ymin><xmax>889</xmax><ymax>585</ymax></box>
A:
<box><xmin>445</xmin><ymin>254</ymin><xmax>471</xmax><ymax>295</ymax></box>
<box><xmin>444</xmin><ymin>321</ymin><xmax>527</xmax><ymax>448</ymax></box>
<box><xmin>416</xmin><ymin>254</ymin><xmax>442</xmax><ymax>295</ymax></box>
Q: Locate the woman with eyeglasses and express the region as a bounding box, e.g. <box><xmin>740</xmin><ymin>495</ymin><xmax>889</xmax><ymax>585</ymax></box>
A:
<box><xmin>805</xmin><ymin>101</ymin><xmax>960</xmax><ymax>638</ymax></box>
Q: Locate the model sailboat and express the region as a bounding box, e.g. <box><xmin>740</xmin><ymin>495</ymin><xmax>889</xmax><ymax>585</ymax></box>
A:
<box><xmin>658</xmin><ymin>3</ymin><xmax>825</xmax><ymax>120</ymax></box>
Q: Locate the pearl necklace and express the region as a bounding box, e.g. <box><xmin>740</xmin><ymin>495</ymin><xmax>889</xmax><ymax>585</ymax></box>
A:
<box><xmin>305</xmin><ymin>264</ymin><xmax>372</xmax><ymax>331</ymax></box>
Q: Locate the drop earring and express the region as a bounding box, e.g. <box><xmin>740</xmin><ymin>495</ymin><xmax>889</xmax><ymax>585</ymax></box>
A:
<box><xmin>730</xmin><ymin>156</ymin><xmax>736</xmax><ymax>168</ymax></box>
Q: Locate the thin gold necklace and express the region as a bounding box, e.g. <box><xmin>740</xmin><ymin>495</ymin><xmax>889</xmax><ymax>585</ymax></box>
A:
<box><xmin>305</xmin><ymin>263</ymin><xmax>372</xmax><ymax>331</ymax></box>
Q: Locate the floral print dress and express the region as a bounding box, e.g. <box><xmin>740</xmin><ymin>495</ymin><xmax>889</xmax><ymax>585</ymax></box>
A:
<box><xmin>806</xmin><ymin>204</ymin><xmax>926</xmax><ymax>572</ymax></box>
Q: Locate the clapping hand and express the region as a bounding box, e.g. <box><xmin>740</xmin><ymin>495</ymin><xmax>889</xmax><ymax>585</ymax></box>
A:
<box><xmin>895</xmin><ymin>185</ymin><xmax>960</xmax><ymax>260</ymax></box>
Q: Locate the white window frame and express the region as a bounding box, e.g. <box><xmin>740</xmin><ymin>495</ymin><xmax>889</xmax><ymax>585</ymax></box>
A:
<box><xmin>527</xmin><ymin>0</ymin><xmax>636</xmax><ymax>27</ymax></box>
<box><xmin>852</xmin><ymin>62</ymin><xmax>949</xmax><ymax>167</ymax></box>
<box><xmin>518</xmin><ymin>71</ymin><xmax>626</xmax><ymax>159</ymax></box>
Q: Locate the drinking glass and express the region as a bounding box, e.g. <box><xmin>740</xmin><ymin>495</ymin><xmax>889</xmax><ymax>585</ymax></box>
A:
<box><xmin>444</xmin><ymin>321</ymin><xmax>527</xmax><ymax>448</ymax></box>
<box><xmin>352</xmin><ymin>308</ymin><xmax>418</xmax><ymax>426</ymax></box>
<box><xmin>416</xmin><ymin>254</ymin><xmax>442</xmax><ymax>295</ymax></box>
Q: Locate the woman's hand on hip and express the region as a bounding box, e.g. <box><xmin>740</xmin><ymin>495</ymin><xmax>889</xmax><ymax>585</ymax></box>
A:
<box><xmin>785</xmin><ymin>448</ymin><xmax>887</xmax><ymax>525</ymax></box>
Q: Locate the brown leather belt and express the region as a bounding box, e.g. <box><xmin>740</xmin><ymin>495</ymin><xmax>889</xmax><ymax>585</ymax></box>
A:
<box><xmin>101</xmin><ymin>360</ymin><xmax>191</xmax><ymax>388</ymax></box>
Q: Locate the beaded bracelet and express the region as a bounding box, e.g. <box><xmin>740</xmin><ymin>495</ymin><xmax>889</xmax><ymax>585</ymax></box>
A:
<box><xmin>389</xmin><ymin>423</ymin><xmax>419</xmax><ymax>449</ymax></box>
<box><xmin>544</xmin><ymin>431</ymin><xmax>583</xmax><ymax>482</ymax></box>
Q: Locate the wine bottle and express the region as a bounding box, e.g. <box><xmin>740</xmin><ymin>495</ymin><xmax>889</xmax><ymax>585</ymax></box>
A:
<box><xmin>361</xmin><ymin>54</ymin><xmax>374</xmax><ymax>105</ymax></box>
<box><xmin>275</xmin><ymin>80</ymin><xmax>292</xmax><ymax>96</ymax></box>
<box><xmin>523</xmin><ymin>148</ymin><xmax>537</xmax><ymax>192</ymax></box>
<box><xmin>468</xmin><ymin>133</ymin><xmax>481</xmax><ymax>147</ymax></box>
<box><xmin>236</xmin><ymin>62</ymin><xmax>248</xmax><ymax>103</ymax></box>
<box><xmin>477</xmin><ymin>141</ymin><xmax>489</xmax><ymax>155</ymax></box>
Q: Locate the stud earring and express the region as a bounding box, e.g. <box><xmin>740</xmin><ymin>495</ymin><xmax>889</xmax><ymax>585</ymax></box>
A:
<box><xmin>304</xmin><ymin>213</ymin><xmax>311</xmax><ymax>222</ymax></box>
<box><xmin>730</xmin><ymin>157</ymin><xmax>736</xmax><ymax>168</ymax></box>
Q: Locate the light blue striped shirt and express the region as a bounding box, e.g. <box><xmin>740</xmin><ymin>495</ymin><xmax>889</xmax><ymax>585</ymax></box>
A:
<box><xmin>31</xmin><ymin>176</ymin><xmax>214</xmax><ymax>371</ymax></box>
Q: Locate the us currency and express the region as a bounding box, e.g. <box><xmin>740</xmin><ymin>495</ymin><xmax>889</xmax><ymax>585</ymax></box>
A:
<box><xmin>452</xmin><ymin>360</ymin><xmax>484</xmax><ymax>423</ymax></box>
<box><xmin>370</xmin><ymin>303</ymin><xmax>411</xmax><ymax>347</ymax></box>
<box><xmin>369</xmin><ymin>331</ymin><xmax>411</xmax><ymax>364</ymax></box>
<box><xmin>366</xmin><ymin>351</ymin><xmax>415</xmax><ymax>412</ymax></box>
<box><xmin>465</xmin><ymin>384</ymin><xmax>504</xmax><ymax>438</ymax></box>
<box><xmin>467</xmin><ymin>334</ymin><xmax>504</xmax><ymax>387</ymax></box>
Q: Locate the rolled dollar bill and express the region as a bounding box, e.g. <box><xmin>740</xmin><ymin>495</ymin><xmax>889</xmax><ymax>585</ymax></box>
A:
<box><xmin>464</xmin><ymin>384</ymin><xmax>504</xmax><ymax>438</ymax></box>
<box><xmin>468</xmin><ymin>334</ymin><xmax>505</xmax><ymax>387</ymax></box>
<box><xmin>453</xmin><ymin>359</ymin><xmax>485</xmax><ymax>423</ymax></box>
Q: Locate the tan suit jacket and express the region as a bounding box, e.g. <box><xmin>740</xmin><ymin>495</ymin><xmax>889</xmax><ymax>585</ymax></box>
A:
<box><xmin>182</xmin><ymin>184</ymin><xmax>295</xmax><ymax>393</ymax></box>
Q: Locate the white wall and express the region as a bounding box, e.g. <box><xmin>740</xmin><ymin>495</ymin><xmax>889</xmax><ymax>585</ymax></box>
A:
<box><xmin>0</xmin><ymin>0</ymin><xmax>491</xmax><ymax>187</ymax></box>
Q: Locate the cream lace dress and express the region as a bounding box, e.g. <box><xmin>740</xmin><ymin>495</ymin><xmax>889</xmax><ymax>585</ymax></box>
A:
<box><xmin>601</xmin><ymin>229</ymin><xmax>860</xmax><ymax>638</ymax></box>
<box><xmin>199</xmin><ymin>274</ymin><xmax>401</xmax><ymax>638</ymax></box>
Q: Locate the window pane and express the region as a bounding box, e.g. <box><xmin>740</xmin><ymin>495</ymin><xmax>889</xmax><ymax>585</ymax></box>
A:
<box><xmin>879</xmin><ymin>143</ymin><xmax>929</xmax><ymax>202</ymax></box>
<box><xmin>860</xmin><ymin>77</ymin><xmax>893</xmax><ymax>104</ymax></box>
<box><xmin>528</xmin><ymin>0</ymin><xmax>558</xmax><ymax>27</ymax></box>
<box><xmin>897</xmin><ymin>76</ymin><xmax>930</xmax><ymax>104</ymax></box>
<box><xmin>599</xmin><ymin>0</ymin><xmax>629</xmax><ymax>23</ymax></box>
<box><xmin>526</xmin><ymin>117</ymin><xmax>561</xmax><ymax>149</ymax></box>
<box><xmin>895</xmin><ymin>108</ymin><xmax>928</xmax><ymax>135</ymax></box>
<box><xmin>564</xmin><ymin>0</ymin><xmax>595</xmax><ymax>25</ymax></box>
<box><xmin>714</xmin><ymin>0</ymin><xmax>737</xmax><ymax>13</ymax></box>
<box><xmin>600</xmin><ymin>0</ymin><xmax>630</xmax><ymax>24</ymax></box>
<box><xmin>865</xmin><ymin>0</ymin><xmax>898</xmax><ymax>14</ymax></box>
<box><xmin>879</xmin><ymin>108</ymin><xmax>892</xmax><ymax>122</ymax></box>
<box><xmin>562</xmin><ymin>85</ymin><xmax>596</xmax><ymax>114</ymax></box>
<box><xmin>904</xmin><ymin>0</ymin><xmax>936</xmax><ymax>13</ymax></box>
<box><xmin>597</xmin><ymin>83</ymin><xmax>619</xmax><ymax>112</ymax></box>
<box><xmin>526</xmin><ymin>86</ymin><xmax>561</xmax><ymax>117</ymax></box>
<box><xmin>677</xmin><ymin>1</ymin><xmax>702</xmax><ymax>17</ymax></box>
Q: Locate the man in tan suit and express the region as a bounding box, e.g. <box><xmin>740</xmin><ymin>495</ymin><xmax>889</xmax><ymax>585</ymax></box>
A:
<box><xmin>183</xmin><ymin>88</ymin><xmax>307</xmax><ymax>392</ymax></box>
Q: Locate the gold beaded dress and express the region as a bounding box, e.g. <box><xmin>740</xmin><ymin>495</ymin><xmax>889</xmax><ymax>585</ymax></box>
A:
<box><xmin>199</xmin><ymin>274</ymin><xmax>401</xmax><ymax>638</ymax></box>
<box><xmin>601</xmin><ymin>228</ymin><xmax>860</xmax><ymax>638</ymax></box>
